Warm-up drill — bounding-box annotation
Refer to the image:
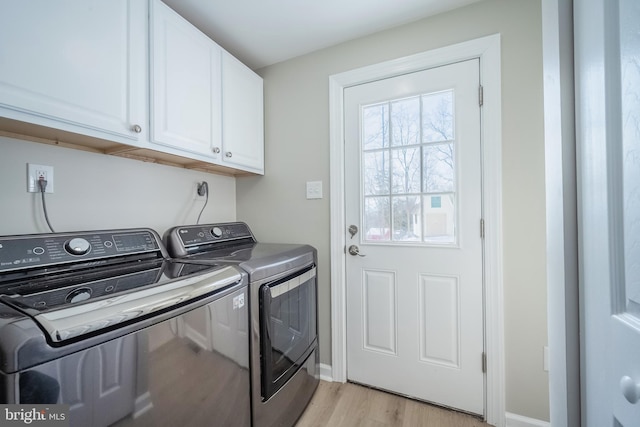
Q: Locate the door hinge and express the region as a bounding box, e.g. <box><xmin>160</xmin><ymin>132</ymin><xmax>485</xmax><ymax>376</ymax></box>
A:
<box><xmin>480</xmin><ymin>219</ymin><xmax>485</xmax><ymax>239</ymax></box>
<box><xmin>482</xmin><ymin>352</ymin><xmax>487</xmax><ymax>373</ymax></box>
<box><xmin>479</xmin><ymin>85</ymin><xmax>484</xmax><ymax>107</ymax></box>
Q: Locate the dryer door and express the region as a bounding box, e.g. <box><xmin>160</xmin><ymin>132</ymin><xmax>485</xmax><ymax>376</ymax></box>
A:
<box><xmin>259</xmin><ymin>266</ymin><xmax>317</xmax><ymax>400</ymax></box>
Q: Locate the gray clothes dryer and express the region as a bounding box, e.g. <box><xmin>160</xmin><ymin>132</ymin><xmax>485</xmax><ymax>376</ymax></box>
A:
<box><xmin>164</xmin><ymin>222</ymin><xmax>320</xmax><ymax>427</ymax></box>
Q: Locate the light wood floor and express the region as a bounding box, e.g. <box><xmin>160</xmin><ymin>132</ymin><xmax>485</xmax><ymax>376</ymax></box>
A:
<box><xmin>295</xmin><ymin>381</ymin><xmax>491</xmax><ymax>427</ymax></box>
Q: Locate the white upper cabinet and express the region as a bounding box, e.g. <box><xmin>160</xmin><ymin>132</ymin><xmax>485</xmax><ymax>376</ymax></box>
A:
<box><xmin>0</xmin><ymin>0</ymin><xmax>147</xmax><ymax>143</ymax></box>
<box><xmin>0</xmin><ymin>0</ymin><xmax>264</xmax><ymax>175</ymax></box>
<box><xmin>221</xmin><ymin>52</ymin><xmax>265</xmax><ymax>174</ymax></box>
<box><xmin>151</xmin><ymin>0</ymin><xmax>264</xmax><ymax>174</ymax></box>
<box><xmin>150</xmin><ymin>0</ymin><xmax>222</xmax><ymax>159</ymax></box>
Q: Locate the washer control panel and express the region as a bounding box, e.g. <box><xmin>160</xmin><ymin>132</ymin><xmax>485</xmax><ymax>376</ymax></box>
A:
<box><xmin>0</xmin><ymin>229</ymin><xmax>161</xmax><ymax>272</ymax></box>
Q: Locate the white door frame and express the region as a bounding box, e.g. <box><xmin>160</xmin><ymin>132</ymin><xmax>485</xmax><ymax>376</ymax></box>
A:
<box><xmin>541</xmin><ymin>0</ymin><xmax>581</xmax><ymax>426</ymax></box>
<box><xmin>328</xmin><ymin>34</ymin><xmax>504</xmax><ymax>426</ymax></box>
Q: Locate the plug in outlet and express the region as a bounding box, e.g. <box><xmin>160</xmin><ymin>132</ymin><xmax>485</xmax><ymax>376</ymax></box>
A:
<box><xmin>193</xmin><ymin>181</ymin><xmax>208</xmax><ymax>200</ymax></box>
<box><xmin>27</xmin><ymin>164</ymin><xmax>54</xmax><ymax>193</ymax></box>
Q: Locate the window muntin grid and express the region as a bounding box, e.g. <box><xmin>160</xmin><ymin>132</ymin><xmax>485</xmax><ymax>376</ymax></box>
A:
<box><xmin>361</xmin><ymin>90</ymin><xmax>456</xmax><ymax>244</ymax></box>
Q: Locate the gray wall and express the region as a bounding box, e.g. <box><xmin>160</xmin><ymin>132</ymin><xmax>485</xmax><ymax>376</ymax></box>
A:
<box><xmin>236</xmin><ymin>0</ymin><xmax>549</xmax><ymax>421</ymax></box>
<box><xmin>0</xmin><ymin>136</ymin><xmax>236</xmax><ymax>236</ymax></box>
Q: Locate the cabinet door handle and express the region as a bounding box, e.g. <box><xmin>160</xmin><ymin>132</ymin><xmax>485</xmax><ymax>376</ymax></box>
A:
<box><xmin>212</xmin><ymin>147</ymin><xmax>221</xmax><ymax>154</ymax></box>
<box><xmin>131</xmin><ymin>124</ymin><xmax>142</xmax><ymax>133</ymax></box>
<box><xmin>225</xmin><ymin>152</ymin><xmax>233</xmax><ymax>158</ymax></box>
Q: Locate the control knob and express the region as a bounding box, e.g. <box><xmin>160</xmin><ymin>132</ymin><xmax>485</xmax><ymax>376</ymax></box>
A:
<box><xmin>65</xmin><ymin>238</ymin><xmax>91</xmax><ymax>256</ymax></box>
<box><xmin>211</xmin><ymin>227</ymin><xmax>223</xmax><ymax>238</ymax></box>
<box><xmin>66</xmin><ymin>287</ymin><xmax>92</xmax><ymax>304</ymax></box>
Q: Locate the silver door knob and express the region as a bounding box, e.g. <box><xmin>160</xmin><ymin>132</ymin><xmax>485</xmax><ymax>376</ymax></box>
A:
<box><xmin>131</xmin><ymin>124</ymin><xmax>142</xmax><ymax>133</ymax></box>
<box><xmin>348</xmin><ymin>225</ymin><xmax>358</xmax><ymax>239</ymax></box>
<box><xmin>348</xmin><ymin>245</ymin><xmax>365</xmax><ymax>257</ymax></box>
<box><xmin>212</xmin><ymin>147</ymin><xmax>221</xmax><ymax>154</ymax></box>
<box><xmin>620</xmin><ymin>376</ymin><xmax>640</xmax><ymax>404</ymax></box>
<box><xmin>225</xmin><ymin>152</ymin><xmax>233</xmax><ymax>158</ymax></box>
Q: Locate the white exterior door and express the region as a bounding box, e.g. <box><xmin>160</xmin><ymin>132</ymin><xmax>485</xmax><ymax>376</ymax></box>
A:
<box><xmin>577</xmin><ymin>0</ymin><xmax>640</xmax><ymax>425</ymax></box>
<box><xmin>344</xmin><ymin>59</ymin><xmax>484</xmax><ymax>415</ymax></box>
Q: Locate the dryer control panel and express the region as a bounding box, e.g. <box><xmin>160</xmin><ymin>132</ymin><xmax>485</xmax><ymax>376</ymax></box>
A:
<box><xmin>164</xmin><ymin>222</ymin><xmax>256</xmax><ymax>257</ymax></box>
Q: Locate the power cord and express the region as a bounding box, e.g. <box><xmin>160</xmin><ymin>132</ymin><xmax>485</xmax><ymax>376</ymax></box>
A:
<box><xmin>38</xmin><ymin>177</ymin><xmax>56</xmax><ymax>233</ymax></box>
<box><xmin>196</xmin><ymin>181</ymin><xmax>209</xmax><ymax>224</ymax></box>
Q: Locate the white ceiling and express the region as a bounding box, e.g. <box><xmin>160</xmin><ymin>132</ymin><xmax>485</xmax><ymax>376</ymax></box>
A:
<box><xmin>161</xmin><ymin>0</ymin><xmax>483</xmax><ymax>70</ymax></box>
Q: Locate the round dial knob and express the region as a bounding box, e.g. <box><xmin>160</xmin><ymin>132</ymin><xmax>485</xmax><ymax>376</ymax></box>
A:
<box><xmin>211</xmin><ymin>227</ymin><xmax>223</xmax><ymax>238</ymax></box>
<box><xmin>65</xmin><ymin>238</ymin><xmax>91</xmax><ymax>256</ymax></box>
<box><xmin>66</xmin><ymin>287</ymin><xmax>92</xmax><ymax>304</ymax></box>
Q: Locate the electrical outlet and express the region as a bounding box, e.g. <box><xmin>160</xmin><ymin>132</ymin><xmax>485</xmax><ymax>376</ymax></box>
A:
<box><xmin>27</xmin><ymin>164</ymin><xmax>54</xmax><ymax>193</ymax></box>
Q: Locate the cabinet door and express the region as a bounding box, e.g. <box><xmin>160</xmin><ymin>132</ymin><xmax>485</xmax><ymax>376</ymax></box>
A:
<box><xmin>0</xmin><ymin>0</ymin><xmax>146</xmax><ymax>142</ymax></box>
<box><xmin>221</xmin><ymin>52</ymin><xmax>264</xmax><ymax>174</ymax></box>
<box><xmin>150</xmin><ymin>0</ymin><xmax>221</xmax><ymax>158</ymax></box>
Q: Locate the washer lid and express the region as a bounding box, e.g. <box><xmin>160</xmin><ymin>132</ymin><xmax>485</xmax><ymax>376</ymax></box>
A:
<box><xmin>34</xmin><ymin>264</ymin><xmax>242</xmax><ymax>343</ymax></box>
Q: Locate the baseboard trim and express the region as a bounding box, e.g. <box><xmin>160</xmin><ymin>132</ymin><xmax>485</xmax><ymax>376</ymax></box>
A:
<box><xmin>505</xmin><ymin>412</ymin><xmax>550</xmax><ymax>427</ymax></box>
<box><xmin>319</xmin><ymin>363</ymin><xmax>333</xmax><ymax>382</ymax></box>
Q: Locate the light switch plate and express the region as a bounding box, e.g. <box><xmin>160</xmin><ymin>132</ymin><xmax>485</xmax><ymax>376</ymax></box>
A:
<box><xmin>306</xmin><ymin>181</ymin><xmax>322</xmax><ymax>199</ymax></box>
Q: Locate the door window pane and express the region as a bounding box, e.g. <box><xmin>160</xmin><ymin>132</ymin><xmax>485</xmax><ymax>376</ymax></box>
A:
<box><xmin>364</xmin><ymin>197</ymin><xmax>390</xmax><ymax>241</ymax></box>
<box><xmin>422</xmin><ymin>91</ymin><xmax>454</xmax><ymax>143</ymax></box>
<box><xmin>391</xmin><ymin>148</ymin><xmax>420</xmax><ymax>194</ymax></box>
<box><xmin>423</xmin><ymin>194</ymin><xmax>455</xmax><ymax>243</ymax></box>
<box><xmin>363</xmin><ymin>103</ymin><xmax>389</xmax><ymax>149</ymax></box>
<box><xmin>364</xmin><ymin>151</ymin><xmax>390</xmax><ymax>195</ymax></box>
<box><xmin>392</xmin><ymin>196</ymin><xmax>421</xmax><ymax>242</ymax></box>
<box><xmin>361</xmin><ymin>89</ymin><xmax>458</xmax><ymax>245</ymax></box>
<box><xmin>391</xmin><ymin>97</ymin><xmax>420</xmax><ymax>146</ymax></box>
<box><xmin>424</xmin><ymin>143</ymin><xmax>455</xmax><ymax>193</ymax></box>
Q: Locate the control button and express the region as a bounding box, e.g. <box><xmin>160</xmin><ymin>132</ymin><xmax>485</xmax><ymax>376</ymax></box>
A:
<box><xmin>34</xmin><ymin>301</ymin><xmax>47</xmax><ymax>308</ymax></box>
<box><xmin>211</xmin><ymin>227</ymin><xmax>223</xmax><ymax>238</ymax></box>
<box><xmin>66</xmin><ymin>288</ymin><xmax>92</xmax><ymax>304</ymax></box>
<box><xmin>64</xmin><ymin>238</ymin><xmax>91</xmax><ymax>256</ymax></box>
<box><xmin>104</xmin><ymin>241</ymin><xmax>113</xmax><ymax>248</ymax></box>
<box><xmin>198</xmin><ymin>232</ymin><xmax>205</xmax><ymax>238</ymax></box>
<box><xmin>105</xmin><ymin>285</ymin><xmax>115</xmax><ymax>292</ymax></box>
<box><xmin>33</xmin><ymin>247</ymin><xmax>45</xmax><ymax>255</ymax></box>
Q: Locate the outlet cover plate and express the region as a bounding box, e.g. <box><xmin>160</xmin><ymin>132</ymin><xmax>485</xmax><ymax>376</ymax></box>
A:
<box><xmin>27</xmin><ymin>163</ymin><xmax>54</xmax><ymax>193</ymax></box>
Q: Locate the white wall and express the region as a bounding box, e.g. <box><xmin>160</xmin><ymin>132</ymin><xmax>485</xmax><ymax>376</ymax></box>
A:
<box><xmin>236</xmin><ymin>0</ymin><xmax>549</xmax><ymax>421</ymax></box>
<box><xmin>0</xmin><ymin>135</ymin><xmax>236</xmax><ymax>236</ymax></box>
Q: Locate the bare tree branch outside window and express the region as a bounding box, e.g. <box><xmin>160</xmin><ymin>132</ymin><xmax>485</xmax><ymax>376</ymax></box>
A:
<box><xmin>361</xmin><ymin>90</ymin><xmax>457</xmax><ymax>243</ymax></box>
